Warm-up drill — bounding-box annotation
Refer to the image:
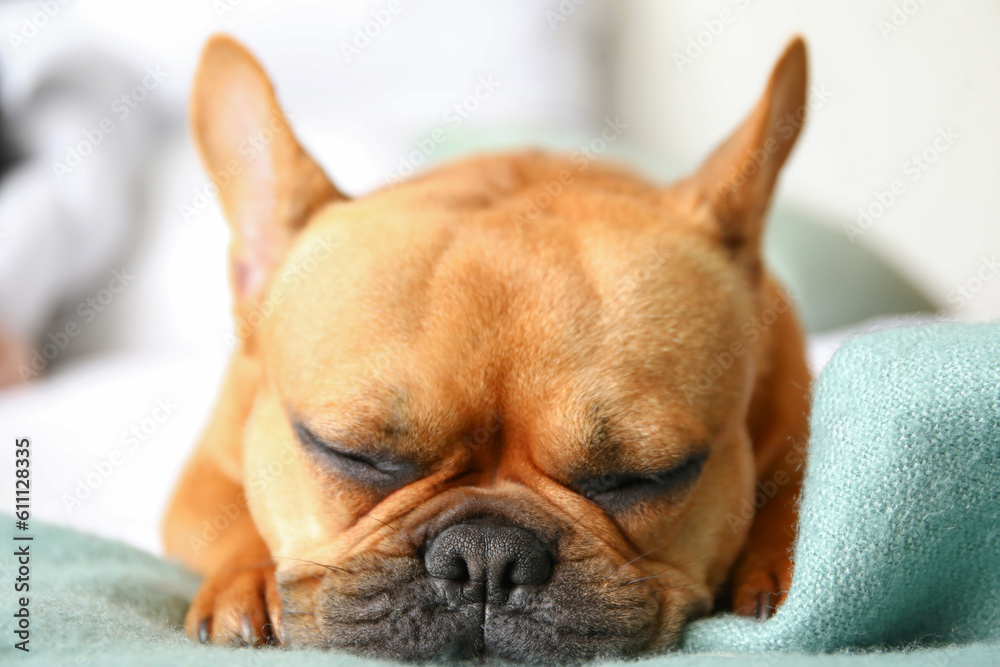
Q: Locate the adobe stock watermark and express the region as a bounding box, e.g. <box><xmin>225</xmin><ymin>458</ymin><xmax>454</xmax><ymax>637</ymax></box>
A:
<box><xmin>189</xmin><ymin>446</ymin><xmax>298</xmax><ymax>555</ymax></box>
<box><xmin>179</xmin><ymin>113</ymin><xmax>291</xmax><ymax>223</ymax></box>
<box><xmin>679</xmin><ymin>290</ymin><xmax>797</xmax><ymax>406</ymax></box>
<box><xmin>673</xmin><ymin>0</ymin><xmax>755</xmax><ymax>72</ymax></box>
<box><xmin>60</xmin><ymin>397</ymin><xmax>179</xmax><ymax>512</ymax></box>
<box><xmin>17</xmin><ymin>267</ymin><xmax>135</xmax><ymax>382</ymax></box>
<box><xmin>715</xmin><ymin>84</ymin><xmax>833</xmax><ymax>199</ymax></box>
<box><xmin>7</xmin><ymin>0</ymin><xmax>72</xmax><ymax>54</ymax></box>
<box><xmin>340</xmin><ymin>0</ymin><xmax>411</xmax><ymax>63</ymax></box>
<box><xmin>946</xmin><ymin>255</ymin><xmax>999</xmax><ymax>310</ymax></box>
<box><xmin>610</xmin><ymin>246</ymin><xmax>675</xmax><ymax>343</ymax></box>
<box><xmin>726</xmin><ymin>436</ymin><xmax>807</xmax><ymax>534</ymax></box>
<box><xmin>610</xmin><ymin>244</ymin><xmax>689</xmax><ymax>345</ymax></box>
<box><xmin>189</xmin><ymin>493</ymin><xmax>250</xmax><ymax>556</ymax></box>
<box><xmin>383</xmin><ymin>75</ymin><xmax>502</xmax><ymax>187</ymax></box>
<box><xmin>844</xmin><ymin>126</ymin><xmax>958</xmax><ymax>244</ymax></box>
<box><xmin>212</xmin><ymin>0</ymin><xmax>248</xmax><ymax>21</ymax></box>
<box><xmin>461</xmin><ymin>414</ymin><xmax>505</xmax><ymax>465</ymax></box>
<box><xmin>510</xmin><ymin>115</ymin><xmax>629</xmax><ymax>228</ymax></box>
<box><xmin>878</xmin><ymin>0</ymin><xmax>929</xmax><ymax>39</ymax></box>
<box><xmin>546</xmin><ymin>0</ymin><xmax>588</xmax><ymax>31</ymax></box>
<box><xmin>51</xmin><ymin>65</ymin><xmax>169</xmax><ymax>181</ymax></box>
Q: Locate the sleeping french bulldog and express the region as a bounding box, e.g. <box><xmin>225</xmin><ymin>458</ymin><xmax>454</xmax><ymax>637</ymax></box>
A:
<box><xmin>164</xmin><ymin>34</ymin><xmax>811</xmax><ymax>663</ymax></box>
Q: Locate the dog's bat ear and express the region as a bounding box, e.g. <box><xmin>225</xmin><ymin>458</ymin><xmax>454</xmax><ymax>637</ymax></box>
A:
<box><xmin>190</xmin><ymin>34</ymin><xmax>346</xmax><ymax>310</ymax></box>
<box><xmin>674</xmin><ymin>37</ymin><xmax>808</xmax><ymax>256</ymax></box>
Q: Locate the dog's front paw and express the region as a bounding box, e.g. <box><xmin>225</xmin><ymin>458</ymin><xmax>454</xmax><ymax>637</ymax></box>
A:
<box><xmin>185</xmin><ymin>562</ymin><xmax>282</xmax><ymax>647</ymax></box>
<box><xmin>730</xmin><ymin>551</ymin><xmax>792</xmax><ymax>621</ymax></box>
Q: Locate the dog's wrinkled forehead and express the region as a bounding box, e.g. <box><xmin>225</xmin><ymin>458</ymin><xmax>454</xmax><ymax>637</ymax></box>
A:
<box><xmin>259</xmin><ymin>156</ymin><xmax>751</xmax><ymax>470</ymax></box>
<box><xmin>273</xmin><ymin>158</ymin><xmax>743</xmax><ymax>346</ymax></box>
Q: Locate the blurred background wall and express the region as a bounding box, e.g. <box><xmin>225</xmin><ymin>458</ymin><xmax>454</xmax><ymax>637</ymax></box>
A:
<box><xmin>615</xmin><ymin>0</ymin><xmax>1000</xmax><ymax>322</ymax></box>
<box><xmin>0</xmin><ymin>0</ymin><xmax>994</xmax><ymax>553</ymax></box>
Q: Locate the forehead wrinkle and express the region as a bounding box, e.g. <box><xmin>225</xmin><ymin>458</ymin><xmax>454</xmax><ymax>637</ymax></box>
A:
<box><xmin>417</xmin><ymin>243</ymin><xmax>512</xmax><ymax>415</ymax></box>
<box><xmin>420</xmin><ymin>216</ymin><xmax>609</xmax><ymax>390</ymax></box>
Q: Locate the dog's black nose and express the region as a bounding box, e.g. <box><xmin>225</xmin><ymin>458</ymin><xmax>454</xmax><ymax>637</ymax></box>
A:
<box><xmin>424</xmin><ymin>519</ymin><xmax>553</xmax><ymax>604</ymax></box>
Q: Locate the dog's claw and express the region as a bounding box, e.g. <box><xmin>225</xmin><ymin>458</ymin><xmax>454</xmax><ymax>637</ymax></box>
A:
<box><xmin>185</xmin><ymin>562</ymin><xmax>281</xmax><ymax>647</ymax></box>
<box><xmin>198</xmin><ymin>619</ymin><xmax>211</xmax><ymax>644</ymax></box>
<box><xmin>732</xmin><ymin>553</ymin><xmax>791</xmax><ymax>619</ymax></box>
<box><xmin>268</xmin><ymin>618</ymin><xmax>283</xmax><ymax>646</ymax></box>
<box><xmin>755</xmin><ymin>591</ymin><xmax>774</xmax><ymax>621</ymax></box>
<box><xmin>239</xmin><ymin>615</ymin><xmax>255</xmax><ymax>646</ymax></box>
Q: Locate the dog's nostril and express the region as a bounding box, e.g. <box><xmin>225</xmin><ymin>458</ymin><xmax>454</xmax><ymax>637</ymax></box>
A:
<box><xmin>424</xmin><ymin>519</ymin><xmax>553</xmax><ymax>601</ymax></box>
<box><xmin>506</xmin><ymin>545</ymin><xmax>552</xmax><ymax>587</ymax></box>
<box><xmin>436</xmin><ymin>553</ymin><xmax>470</xmax><ymax>583</ymax></box>
<box><xmin>500</xmin><ymin>561</ymin><xmax>517</xmax><ymax>590</ymax></box>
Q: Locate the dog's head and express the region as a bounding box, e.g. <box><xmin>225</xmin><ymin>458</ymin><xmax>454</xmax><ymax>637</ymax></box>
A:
<box><xmin>190</xmin><ymin>36</ymin><xmax>808</xmax><ymax>662</ymax></box>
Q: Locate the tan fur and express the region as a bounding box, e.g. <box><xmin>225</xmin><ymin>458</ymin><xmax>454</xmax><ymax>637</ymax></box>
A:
<box><xmin>164</xmin><ymin>34</ymin><xmax>811</xmax><ymax>657</ymax></box>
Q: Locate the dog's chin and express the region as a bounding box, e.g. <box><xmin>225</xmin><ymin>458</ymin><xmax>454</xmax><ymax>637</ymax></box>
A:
<box><xmin>279</xmin><ymin>548</ymin><xmax>702</xmax><ymax>664</ymax></box>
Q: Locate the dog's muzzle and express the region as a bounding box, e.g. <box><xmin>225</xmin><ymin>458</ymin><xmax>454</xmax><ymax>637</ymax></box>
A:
<box><xmin>288</xmin><ymin>501</ymin><xmax>661</xmax><ymax>663</ymax></box>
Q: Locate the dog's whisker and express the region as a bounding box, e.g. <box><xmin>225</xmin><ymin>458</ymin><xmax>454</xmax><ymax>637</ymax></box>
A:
<box><xmin>563</xmin><ymin>511</ymin><xmax>587</xmax><ymax>534</ymax></box>
<box><xmin>622</xmin><ymin>575</ymin><xmax>706</xmax><ymax>588</ymax></box>
<box><xmin>272</xmin><ymin>555</ymin><xmax>353</xmax><ymax>576</ymax></box>
<box><xmin>624</xmin><ymin>578</ymin><xmax>708</xmax><ymax>593</ymax></box>
<box><xmin>237</xmin><ymin>557</ymin><xmax>279</xmax><ymax>570</ymax></box>
<box><xmin>616</xmin><ymin>544</ymin><xmax>670</xmax><ymax>572</ymax></box>
<box><xmin>619</xmin><ymin>555</ymin><xmax>718</xmax><ymax>586</ymax></box>
<box><xmin>356</xmin><ymin>512</ymin><xmax>400</xmax><ymax>533</ymax></box>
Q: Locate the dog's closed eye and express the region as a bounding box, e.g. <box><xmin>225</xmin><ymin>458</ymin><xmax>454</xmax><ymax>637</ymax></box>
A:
<box><xmin>576</xmin><ymin>451</ymin><xmax>708</xmax><ymax>512</ymax></box>
<box><xmin>293</xmin><ymin>422</ymin><xmax>420</xmax><ymax>490</ymax></box>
